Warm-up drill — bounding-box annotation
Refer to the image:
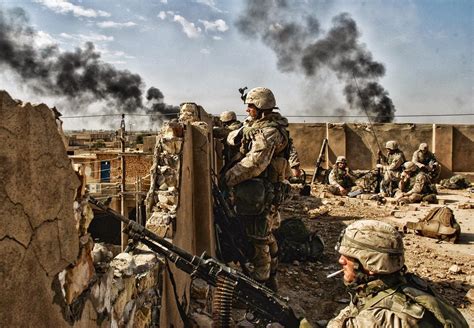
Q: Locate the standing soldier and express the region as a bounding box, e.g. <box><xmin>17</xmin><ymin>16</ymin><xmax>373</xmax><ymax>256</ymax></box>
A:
<box><xmin>412</xmin><ymin>142</ymin><xmax>441</xmax><ymax>182</ymax></box>
<box><xmin>225</xmin><ymin>87</ymin><xmax>292</xmax><ymax>291</ymax></box>
<box><xmin>377</xmin><ymin>140</ymin><xmax>406</xmax><ymax>197</ymax></box>
<box><xmin>328</xmin><ymin>220</ymin><xmax>468</xmax><ymax>328</ymax></box>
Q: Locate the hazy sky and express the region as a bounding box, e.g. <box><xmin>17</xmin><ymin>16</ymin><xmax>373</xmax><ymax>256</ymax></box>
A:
<box><xmin>0</xmin><ymin>0</ymin><xmax>472</xmax><ymax>130</ymax></box>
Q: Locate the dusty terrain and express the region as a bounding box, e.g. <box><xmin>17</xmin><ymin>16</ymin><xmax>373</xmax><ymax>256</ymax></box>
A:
<box><xmin>276</xmin><ymin>184</ymin><xmax>474</xmax><ymax>327</ymax></box>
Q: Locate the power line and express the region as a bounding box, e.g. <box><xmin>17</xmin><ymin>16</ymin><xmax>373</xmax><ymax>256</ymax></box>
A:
<box><xmin>60</xmin><ymin>112</ymin><xmax>473</xmax><ymax>119</ymax></box>
<box><xmin>61</xmin><ymin>113</ymin><xmax>178</xmax><ymax>119</ymax></box>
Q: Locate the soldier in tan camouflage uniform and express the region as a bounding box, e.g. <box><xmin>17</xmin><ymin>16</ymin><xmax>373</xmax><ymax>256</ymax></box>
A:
<box><xmin>225</xmin><ymin>87</ymin><xmax>292</xmax><ymax>290</ymax></box>
<box><xmin>328</xmin><ymin>220</ymin><xmax>468</xmax><ymax>328</ymax></box>
<box><xmin>395</xmin><ymin>161</ymin><xmax>437</xmax><ymax>204</ymax></box>
<box><xmin>213</xmin><ymin>111</ymin><xmax>243</xmax><ymax>167</ymax></box>
<box><xmin>377</xmin><ymin>140</ymin><xmax>406</xmax><ymax>197</ymax></box>
<box><xmin>328</xmin><ymin>156</ymin><xmax>359</xmax><ymax>196</ymax></box>
<box><xmin>412</xmin><ymin>142</ymin><xmax>441</xmax><ymax>182</ymax></box>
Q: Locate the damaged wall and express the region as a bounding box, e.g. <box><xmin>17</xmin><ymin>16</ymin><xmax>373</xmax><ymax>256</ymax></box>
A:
<box><xmin>145</xmin><ymin>102</ymin><xmax>216</xmax><ymax>328</ymax></box>
<box><xmin>289</xmin><ymin>122</ymin><xmax>474</xmax><ymax>179</ymax></box>
<box><xmin>0</xmin><ymin>90</ymin><xmax>80</xmax><ymax>326</ymax></box>
<box><xmin>0</xmin><ymin>90</ymin><xmax>162</xmax><ymax>327</ymax></box>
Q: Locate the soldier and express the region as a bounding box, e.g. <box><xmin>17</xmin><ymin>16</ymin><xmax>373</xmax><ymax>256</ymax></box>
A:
<box><xmin>412</xmin><ymin>142</ymin><xmax>441</xmax><ymax>182</ymax></box>
<box><xmin>213</xmin><ymin>111</ymin><xmax>242</xmax><ymax>167</ymax></box>
<box><xmin>328</xmin><ymin>156</ymin><xmax>359</xmax><ymax>196</ymax></box>
<box><xmin>377</xmin><ymin>140</ymin><xmax>406</xmax><ymax>197</ymax></box>
<box><xmin>328</xmin><ymin>220</ymin><xmax>468</xmax><ymax>328</ymax></box>
<box><xmin>225</xmin><ymin>87</ymin><xmax>292</xmax><ymax>291</ymax></box>
<box><xmin>395</xmin><ymin>161</ymin><xmax>437</xmax><ymax>204</ymax></box>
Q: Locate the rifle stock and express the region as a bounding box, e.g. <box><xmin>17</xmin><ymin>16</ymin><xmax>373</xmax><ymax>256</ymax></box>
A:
<box><xmin>311</xmin><ymin>138</ymin><xmax>328</xmax><ymax>185</ymax></box>
<box><xmin>88</xmin><ymin>196</ymin><xmax>300</xmax><ymax>327</ymax></box>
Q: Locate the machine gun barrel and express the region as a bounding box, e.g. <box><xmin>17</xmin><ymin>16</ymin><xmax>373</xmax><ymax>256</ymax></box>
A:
<box><xmin>88</xmin><ymin>196</ymin><xmax>300</xmax><ymax>327</ymax></box>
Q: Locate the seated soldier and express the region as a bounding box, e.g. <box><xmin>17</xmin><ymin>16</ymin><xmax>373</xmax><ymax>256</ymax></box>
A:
<box><xmin>328</xmin><ymin>156</ymin><xmax>359</xmax><ymax>196</ymax></box>
<box><xmin>377</xmin><ymin>140</ymin><xmax>406</xmax><ymax>197</ymax></box>
<box><xmin>412</xmin><ymin>142</ymin><xmax>441</xmax><ymax>182</ymax></box>
<box><xmin>328</xmin><ymin>220</ymin><xmax>468</xmax><ymax>328</ymax></box>
<box><xmin>395</xmin><ymin>161</ymin><xmax>437</xmax><ymax>204</ymax></box>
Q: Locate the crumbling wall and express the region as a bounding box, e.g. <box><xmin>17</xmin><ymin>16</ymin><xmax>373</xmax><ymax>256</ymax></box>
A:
<box><xmin>0</xmin><ymin>90</ymin><xmax>162</xmax><ymax>327</ymax></box>
<box><xmin>145</xmin><ymin>103</ymin><xmax>215</xmax><ymax>327</ymax></box>
<box><xmin>0</xmin><ymin>90</ymin><xmax>80</xmax><ymax>326</ymax></box>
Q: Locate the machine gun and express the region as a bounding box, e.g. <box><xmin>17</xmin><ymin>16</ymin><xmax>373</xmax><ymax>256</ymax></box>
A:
<box><xmin>88</xmin><ymin>196</ymin><xmax>300</xmax><ymax>328</ymax></box>
<box><xmin>310</xmin><ymin>138</ymin><xmax>328</xmax><ymax>186</ymax></box>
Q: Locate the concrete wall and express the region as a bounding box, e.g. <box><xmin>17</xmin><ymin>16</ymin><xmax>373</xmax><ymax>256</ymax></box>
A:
<box><xmin>289</xmin><ymin>123</ymin><xmax>474</xmax><ymax>179</ymax></box>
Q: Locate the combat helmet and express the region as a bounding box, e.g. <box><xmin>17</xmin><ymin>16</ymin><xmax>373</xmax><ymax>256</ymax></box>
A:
<box><xmin>385</xmin><ymin>140</ymin><xmax>399</xmax><ymax>150</ymax></box>
<box><xmin>403</xmin><ymin>161</ymin><xmax>418</xmax><ymax>172</ymax></box>
<box><xmin>419</xmin><ymin>143</ymin><xmax>428</xmax><ymax>151</ymax></box>
<box><xmin>245</xmin><ymin>87</ymin><xmax>276</xmax><ymax>110</ymax></box>
<box><xmin>336</xmin><ymin>156</ymin><xmax>347</xmax><ymax>164</ymax></box>
<box><xmin>220</xmin><ymin>111</ymin><xmax>236</xmax><ymax>123</ymax></box>
<box><xmin>335</xmin><ymin>220</ymin><xmax>404</xmax><ymax>274</ymax></box>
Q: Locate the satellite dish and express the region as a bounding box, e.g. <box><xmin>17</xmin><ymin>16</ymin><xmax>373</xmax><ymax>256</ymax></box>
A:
<box><xmin>85</xmin><ymin>166</ymin><xmax>92</xmax><ymax>177</ymax></box>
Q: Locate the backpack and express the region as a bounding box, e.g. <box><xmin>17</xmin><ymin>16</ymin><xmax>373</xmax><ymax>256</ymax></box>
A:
<box><xmin>440</xmin><ymin>175</ymin><xmax>471</xmax><ymax>190</ymax></box>
<box><xmin>405</xmin><ymin>207</ymin><xmax>460</xmax><ymax>243</ymax></box>
<box><xmin>274</xmin><ymin>218</ymin><xmax>324</xmax><ymax>263</ymax></box>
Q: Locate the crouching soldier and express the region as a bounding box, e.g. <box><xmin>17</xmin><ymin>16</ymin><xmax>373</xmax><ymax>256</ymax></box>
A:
<box><xmin>395</xmin><ymin>161</ymin><xmax>437</xmax><ymax>204</ymax></box>
<box><xmin>328</xmin><ymin>220</ymin><xmax>468</xmax><ymax>328</ymax></box>
<box><xmin>328</xmin><ymin>156</ymin><xmax>359</xmax><ymax>196</ymax></box>
<box><xmin>412</xmin><ymin>142</ymin><xmax>441</xmax><ymax>182</ymax></box>
<box><xmin>378</xmin><ymin>140</ymin><xmax>406</xmax><ymax>197</ymax></box>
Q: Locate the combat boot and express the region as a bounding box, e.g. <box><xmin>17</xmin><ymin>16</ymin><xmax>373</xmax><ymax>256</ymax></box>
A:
<box><xmin>265</xmin><ymin>274</ymin><xmax>279</xmax><ymax>292</ymax></box>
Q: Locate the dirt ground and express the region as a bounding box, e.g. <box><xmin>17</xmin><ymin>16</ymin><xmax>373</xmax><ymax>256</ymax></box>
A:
<box><xmin>276</xmin><ymin>184</ymin><xmax>474</xmax><ymax>327</ymax></box>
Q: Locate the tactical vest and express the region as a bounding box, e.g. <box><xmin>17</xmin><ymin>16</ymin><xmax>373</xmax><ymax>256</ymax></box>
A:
<box><xmin>357</xmin><ymin>274</ymin><xmax>468</xmax><ymax>327</ymax></box>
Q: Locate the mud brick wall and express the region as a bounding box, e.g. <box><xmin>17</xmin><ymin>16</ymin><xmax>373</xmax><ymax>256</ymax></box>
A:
<box><xmin>124</xmin><ymin>154</ymin><xmax>153</xmax><ymax>184</ymax></box>
<box><xmin>0</xmin><ymin>90</ymin><xmax>162</xmax><ymax>327</ymax></box>
<box><xmin>289</xmin><ymin>122</ymin><xmax>474</xmax><ymax>180</ymax></box>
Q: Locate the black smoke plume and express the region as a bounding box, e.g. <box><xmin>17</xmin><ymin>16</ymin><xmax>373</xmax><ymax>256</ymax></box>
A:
<box><xmin>146</xmin><ymin>87</ymin><xmax>179</xmax><ymax>122</ymax></box>
<box><xmin>0</xmin><ymin>7</ymin><xmax>176</xmax><ymax>120</ymax></box>
<box><xmin>236</xmin><ymin>0</ymin><xmax>395</xmax><ymax>122</ymax></box>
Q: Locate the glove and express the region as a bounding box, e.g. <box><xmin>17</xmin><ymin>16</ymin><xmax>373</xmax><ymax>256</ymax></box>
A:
<box><xmin>242</xmin><ymin>126</ymin><xmax>260</xmax><ymax>141</ymax></box>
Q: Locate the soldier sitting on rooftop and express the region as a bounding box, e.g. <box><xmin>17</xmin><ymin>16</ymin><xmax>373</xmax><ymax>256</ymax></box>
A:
<box><xmin>377</xmin><ymin>140</ymin><xmax>406</xmax><ymax>197</ymax></box>
<box><xmin>395</xmin><ymin>161</ymin><xmax>437</xmax><ymax>204</ymax></box>
<box><xmin>412</xmin><ymin>142</ymin><xmax>441</xmax><ymax>182</ymax></box>
<box><xmin>328</xmin><ymin>156</ymin><xmax>360</xmax><ymax>196</ymax></box>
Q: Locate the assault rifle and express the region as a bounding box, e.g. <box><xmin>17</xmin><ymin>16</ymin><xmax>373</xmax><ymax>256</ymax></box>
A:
<box><xmin>88</xmin><ymin>196</ymin><xmax>300</xmax><ymax>327</ymax></box>
<box><xmin>211</xmin><ymin>177</ymin><xmax>251</xmax><ymax>276</ymax></box>
<box><xmin>310</xmin><ymin>138</ymin><xmax>328</xmax><ymax>186</ymax></box>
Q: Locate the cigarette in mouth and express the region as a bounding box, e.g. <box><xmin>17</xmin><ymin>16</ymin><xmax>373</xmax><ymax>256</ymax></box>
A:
<box><xmin>326</xmin><ymin>269</ymin><xmax>344</xmax><ymax>279</ymax></box>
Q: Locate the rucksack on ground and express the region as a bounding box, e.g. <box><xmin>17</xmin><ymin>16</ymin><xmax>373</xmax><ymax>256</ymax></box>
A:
<box><xmin>405</xmin><ymin>207</ymin><xmax>461</xmax><ymax>243</ymax></box>
<box><xmin>274</xmin><ymin>217</ymin><xmax>324</xmax><ymax>263</ymax></box>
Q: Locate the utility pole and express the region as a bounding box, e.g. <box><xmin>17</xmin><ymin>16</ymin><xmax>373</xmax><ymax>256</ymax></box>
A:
<box><xmin>120</xmin><ymin>114</ymin><xmax>128</xmax><ymax>251</ymax></box>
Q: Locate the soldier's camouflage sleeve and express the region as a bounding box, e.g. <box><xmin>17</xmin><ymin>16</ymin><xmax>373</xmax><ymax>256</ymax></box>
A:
<box><xmin>406</xmin><ymin>173</ymin><xmax>428</xmax><ymax>195</ymax></box>
<box><xmin>328</xmin><ymin>168</ymin><xmax>342</xmax><ymax>189</ymax></box>
<box><xmin>412</xmin><ymin>150</ymin><xmax>422</xmax><ymax>164</ymax></box>
<box><xmin>328</xmin><ymin>307</ymin><xmax>406</xmax><ymax>328</ymax></box>
<box><xmin>288</xmin><ymin>138</ymin><xmax>301</xmax><ymax>169</ymax></box>
<box><xmin>224</xmin><ymin>126</ymin><xmax>285</xmax><ymax>187</ymax></box>
<box><xmin>388</xmin><ymin>152</ymin><xmax>404</xmax><ymax>171</ymax></box>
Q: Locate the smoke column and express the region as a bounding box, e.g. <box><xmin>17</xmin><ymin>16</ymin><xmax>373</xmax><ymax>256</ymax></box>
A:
<box><xmin>236</xmin><ymin>0</ymin><xmax>395</xmax><ymax>122</ymax></box>
<box><xmin>0</xmin><ymin>7</ymin><xmax>176</xmax><ymax>120</ymax></box>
